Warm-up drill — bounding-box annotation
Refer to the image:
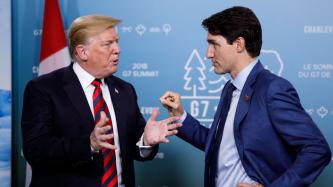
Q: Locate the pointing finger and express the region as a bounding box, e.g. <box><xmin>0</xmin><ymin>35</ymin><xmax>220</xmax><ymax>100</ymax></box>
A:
<box><xmin>148</xmin><ymin>108</ymin><xmax>159</xmax><ymax>122</ymax></box>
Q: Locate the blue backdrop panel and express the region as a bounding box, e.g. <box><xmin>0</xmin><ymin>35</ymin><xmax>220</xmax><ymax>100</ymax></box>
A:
<box><xmin>0</xmin><ymin>0</ymin><xmax>12</xmax><ymax>186</ymax></box>
<box><xmin>0</xmin><ymin>91</ymin><xmax>11</xmax><ymax>187</ymax></box>
<box><xmin>12</xmin><ymin>0</ymin><xmax>333</xmax><ymax>186</ymax></box>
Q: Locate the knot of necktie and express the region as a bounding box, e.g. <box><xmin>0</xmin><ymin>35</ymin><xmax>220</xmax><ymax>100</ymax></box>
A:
<box><xmin>91</xmin><ymin>79</ymin><xmax>102</xmax><ymax>87</ymax></box>
<box><xmin>227</xmin><ymin>83</ymin><xmax>237</xmax><ymax>96</ymax></box>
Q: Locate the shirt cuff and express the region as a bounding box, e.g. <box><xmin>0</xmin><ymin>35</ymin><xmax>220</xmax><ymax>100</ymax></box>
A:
<box><xmin>179</xmin><ymin>111</ymin><xmax>187</xmax><ymax>123</ymax></box>
<box><xmin>90</xmin><ymin>146</ymin><xmax>99</xmax><ymax>160</ymax></box>
<box><xmin>136</xmin><ymin>134</ymin><xmax>153</xmax><ymax>158</ymax></box>
<box><xmin>90</xmin><ymin>145</ymin><xmax>99</xmax><ymax>153</ymax></box>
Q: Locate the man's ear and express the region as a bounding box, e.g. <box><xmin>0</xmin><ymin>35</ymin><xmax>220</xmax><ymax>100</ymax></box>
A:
<box><xmin>74</xmin><ymin>44</ymin><xmax>89</xmax><ymax>61</ymax></box>
<box><xmin>234</xmin><ymin>37</ymin><xmax>246</xmax><ymax>53</ymax></box>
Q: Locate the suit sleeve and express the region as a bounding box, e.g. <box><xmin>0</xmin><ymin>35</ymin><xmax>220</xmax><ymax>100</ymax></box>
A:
<box><xmin>177</xmin><ymin>113</ymin><xmax>209</xmax><ymax>151</ymax></box>
<box><xmin>266</xmin><ymin>79</ymin><xmax>331</xmax><ymax>187</ymax></box>
<box><xmin>21</xmin><ymin>81</ymin><xmax>93</xmax><ymax>169</ymax></box>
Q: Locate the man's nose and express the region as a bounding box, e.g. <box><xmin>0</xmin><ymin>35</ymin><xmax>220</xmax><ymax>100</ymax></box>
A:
<box><xmin>205</xmin><ymin>48</ymin><xmax>213</xmax><ymax>59</ymax></box>
<box><xmin>114</xmin><ymin>44</ymin><xmax>121</xmax><ymax>54</ymax></box>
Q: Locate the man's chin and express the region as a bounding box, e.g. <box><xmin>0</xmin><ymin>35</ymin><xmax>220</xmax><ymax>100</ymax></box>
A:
<box><xmin>213</xmin><ymin>68</ymin><xmax>226</xmax><ymax>75</ymax></box>
<box><xmin>101</xmin><ymin>68</ymin><xmax>118</xmax><ymax>78</ymax></box>
<box><xmin>108</xmin><ymin>69</ymin><xmax>117</xmax><ymax>76</ymax></box>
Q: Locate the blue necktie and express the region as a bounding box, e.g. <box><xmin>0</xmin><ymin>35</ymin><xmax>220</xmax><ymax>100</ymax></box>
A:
<box><xmin>209</xmin><ymin>82</ymin><xmax>236</xmax><ymax>187</ymax></box>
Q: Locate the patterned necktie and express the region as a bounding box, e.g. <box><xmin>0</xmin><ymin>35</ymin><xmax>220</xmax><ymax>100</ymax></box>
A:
<box><xmin>92</xmin><ymin>79</ymin><xmax>118</xmax><ymax>187</ymax></box>
<box><xmin>209</xmin><ymin>82</ymin><xmax>236</xmax><ymax>187</ymax></box>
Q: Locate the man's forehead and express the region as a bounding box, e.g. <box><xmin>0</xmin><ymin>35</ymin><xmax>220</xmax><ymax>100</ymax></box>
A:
<box><xmin>98</xmin><ymin>28</ymin><xmax>119</xmax><ymax>38</ymax></box>
<box><xmin>207</xmin><ymin>33</ymin><xmax>224</xmax><ymax>41</ymax></box>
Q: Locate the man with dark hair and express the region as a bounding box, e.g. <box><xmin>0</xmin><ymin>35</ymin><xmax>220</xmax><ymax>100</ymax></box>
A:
<box><xmin>161</xmin><ymin>6</ymin><xmax>331</xmax><ymax>187</ymax></box>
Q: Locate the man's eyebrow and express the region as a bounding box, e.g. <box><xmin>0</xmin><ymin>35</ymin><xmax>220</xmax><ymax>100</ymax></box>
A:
<box><xmin>103</xmin><ymin>38</ymin><xmax>119</xmax><ymax>43</ymax></box>
<box><xmin>207</xmin><ymin>39</ymin><xmax>216</xmax><ymax>44</ymax></box>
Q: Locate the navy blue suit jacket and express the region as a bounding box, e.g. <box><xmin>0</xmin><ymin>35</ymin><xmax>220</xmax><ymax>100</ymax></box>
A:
<box><xmin>178</xmin><ymin>62</ymin><xmax>331</xmax><ymax>187</ymax></box>
<box><xmin>21</xmin><ymin>65</ymin><xmax>158</xmax><ymax>187</ymax></box>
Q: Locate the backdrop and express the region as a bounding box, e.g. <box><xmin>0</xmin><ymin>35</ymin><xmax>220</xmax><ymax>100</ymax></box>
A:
<box><xmin>12</xmin><ymin>0</ymin><xmax>333</xmax><ymax>186</ymax></box>
<box><xmin>0</xmin><ymin>0</ymin><xmax>12</xmax><ymax>186</ymax></box>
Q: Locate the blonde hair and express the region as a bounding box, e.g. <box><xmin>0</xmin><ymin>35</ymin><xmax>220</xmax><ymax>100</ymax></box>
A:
<box><xmin>68</xmin><ymin>15</ymin><xmax>121</xmax><ymax>60</ymax></box>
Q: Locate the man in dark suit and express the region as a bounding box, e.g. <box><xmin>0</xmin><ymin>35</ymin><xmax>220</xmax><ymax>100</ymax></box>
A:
<box><xmin>21</xmin><ymin>15</ymin><xmax>181</xmax><ymax>187</ymax></box>
<box><xmin>160</xmin><ymin>6</ymin><xmax>331</xmax><ymax>187</ymax></box>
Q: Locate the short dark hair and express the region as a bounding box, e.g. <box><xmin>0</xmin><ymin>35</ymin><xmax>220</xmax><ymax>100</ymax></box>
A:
<box><xmin>202</xmin><ymin>6</ymin><xmax>262</xmax><ymax>57</ymax></box>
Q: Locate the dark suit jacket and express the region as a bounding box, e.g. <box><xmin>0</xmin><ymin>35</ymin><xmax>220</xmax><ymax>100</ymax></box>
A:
<box><xmin>21</xmin><ymin>65</ymin><xmax>158</xmax><ymax>187</ymax></box>
<box><xmin>178</xmin><ymin>62</ymin><xmax>331</xmax><ymax>187</ymax></box>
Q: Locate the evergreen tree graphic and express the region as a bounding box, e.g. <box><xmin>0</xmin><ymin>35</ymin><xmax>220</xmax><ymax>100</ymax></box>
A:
<box><xmin>184</xmin><ymin>49</ymin><xmax>207</xmax><ymax>96</ymax></box>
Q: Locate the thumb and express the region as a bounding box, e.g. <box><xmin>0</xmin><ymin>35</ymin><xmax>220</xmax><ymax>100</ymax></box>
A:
<box><xmin>148</xmin><ymin>108</ymin><xmax>159</xmax><ymax>123</ymax></box>
<box><xmin>96</xmin><ymin>111</ymin><xmax>108</xmax><ymax>127</ymax></box>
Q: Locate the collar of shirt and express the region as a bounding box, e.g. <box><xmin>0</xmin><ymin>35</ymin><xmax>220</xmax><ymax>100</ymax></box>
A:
<box><xmin>73</xmin><ymin>62</ymin><xmax>106</xmax><ymax>88</ymax></box>
<box><xmin>231</xmin><ymin>59</ymin><xmax>258</xmax><ymax>92</ymax></box>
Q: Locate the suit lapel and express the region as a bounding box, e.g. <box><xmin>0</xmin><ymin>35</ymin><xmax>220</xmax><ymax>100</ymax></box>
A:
<box><xmin>105</xmin><ymin>77</ymin><xmax>127</xmax><ymax>151</ymax></box>
<box><xmin>234</xmin><ymin>62</ymin><xmax>264</xmax><ymax>127</ymax></box>
<box><xmin>62</xmin><ymin>65</ymin><xmax>95</xmax><ymax>130</ymax></box>
<box><xmin>234</xmin><ymin>88</ymin><xmax>253</xmax><ymax>129</ymax></box>
<box><xmin>234</xmin><ymin>61</ymin><xmax>264</xmax><ymax>160</ymax></box>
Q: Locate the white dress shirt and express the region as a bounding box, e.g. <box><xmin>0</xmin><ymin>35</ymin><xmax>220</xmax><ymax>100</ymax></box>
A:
<box><xmin>73</xmin><ymin>62</ymin><xmax>151</xmax><ymax>186</ymax></box>
<box><xmin>215</xmin><ymin>59</ymin><xmax>259</xmax><ymax>186</ymax></box>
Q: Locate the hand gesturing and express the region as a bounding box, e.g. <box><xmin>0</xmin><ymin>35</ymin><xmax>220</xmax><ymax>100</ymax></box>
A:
<box><xmin>144</xmin><ymin>109</ymin><xmax>182</xmax><ymax>146</ymax></box>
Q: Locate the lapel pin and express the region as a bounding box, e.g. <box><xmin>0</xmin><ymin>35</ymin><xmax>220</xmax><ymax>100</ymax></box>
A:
<box><xmin>244</xmin><ymin>95</ymin><xmax>250</xmax><ymax>102</ymax></box>
<box><xmin>115</xmin><ymin>88</ymin><xmax>119</xmax><ymax>94</ymax></box>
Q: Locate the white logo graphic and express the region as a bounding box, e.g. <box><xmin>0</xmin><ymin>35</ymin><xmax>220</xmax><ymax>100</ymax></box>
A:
<box><xmin>306</xmin><ymin>107</ymin><xmax>333</xmax><ymax>119</ymax></box>
<box><xmin>260</xmin><ymin>49</ymin><xmax>284</xmax><ymax>76</ymax></box>
<box><xmin>32</xmin><ymin>66</ymin><xmax>39</xmax><ymax>74</ymax></box>
<box><xmin>317</xmin><ymin>106</ymin><xmax>328</xmax><ymax>118</ymax></box>
<box><xmin>184</xmin><ymin>49</ymin><xmax>207</xmax><ymax>95</ymax></box>
<box><xmin>135</xmin><ymin>24</ymin><xmax>146</xmax><ymax>36</ymax></box>
<box><xmin>33</xmin><ymin>29</ymin><xmax>43</xmax><ymax>36</ymax></box>
<box><xmin>181</xmin><ymin>49</ymin><xmax>225</xmax><ymax>126</ymax></box>
<box><xmin>304</xmin><ymin>25</ymin><xmax>333</xmax><ymax>34</ymax></box>
<box><xmin>149</xmin><ymin>27</ymin><xmax>161</xmax><ymax>33</ymax></box>
<box><xmin>121</xmin><ymin>26</ymin><xmax>133</xmax><ymax>33</ymax></box>
<box><xmin>162</xmin><ymin>24</ymin><xmax>172</xmax><ymax>35</ymax></box>
<box><xmin>299</xmin><ymin>64</ymin><xmax>333</xmax><ymax>79</ymax></box>
<box><xmin>121</xmin><ymin>24</ymin><xmax>172</xmax><ymax>36</ymax></box>
<box><xmin>122</xmin><ymin>63</ymin><xmax>159</xmax><ymax>78</ymax></box>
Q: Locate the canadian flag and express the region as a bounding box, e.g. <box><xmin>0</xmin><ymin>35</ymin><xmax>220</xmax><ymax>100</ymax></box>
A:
<box><xmin>26</xmin><ymin>0</ymin><xmax>70</xmax><ymax>186</ymax></box>
<box><xmin>38</xmin><ymin>0</ymin><xmax>70</xmax><ymax>75</ymax></box>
